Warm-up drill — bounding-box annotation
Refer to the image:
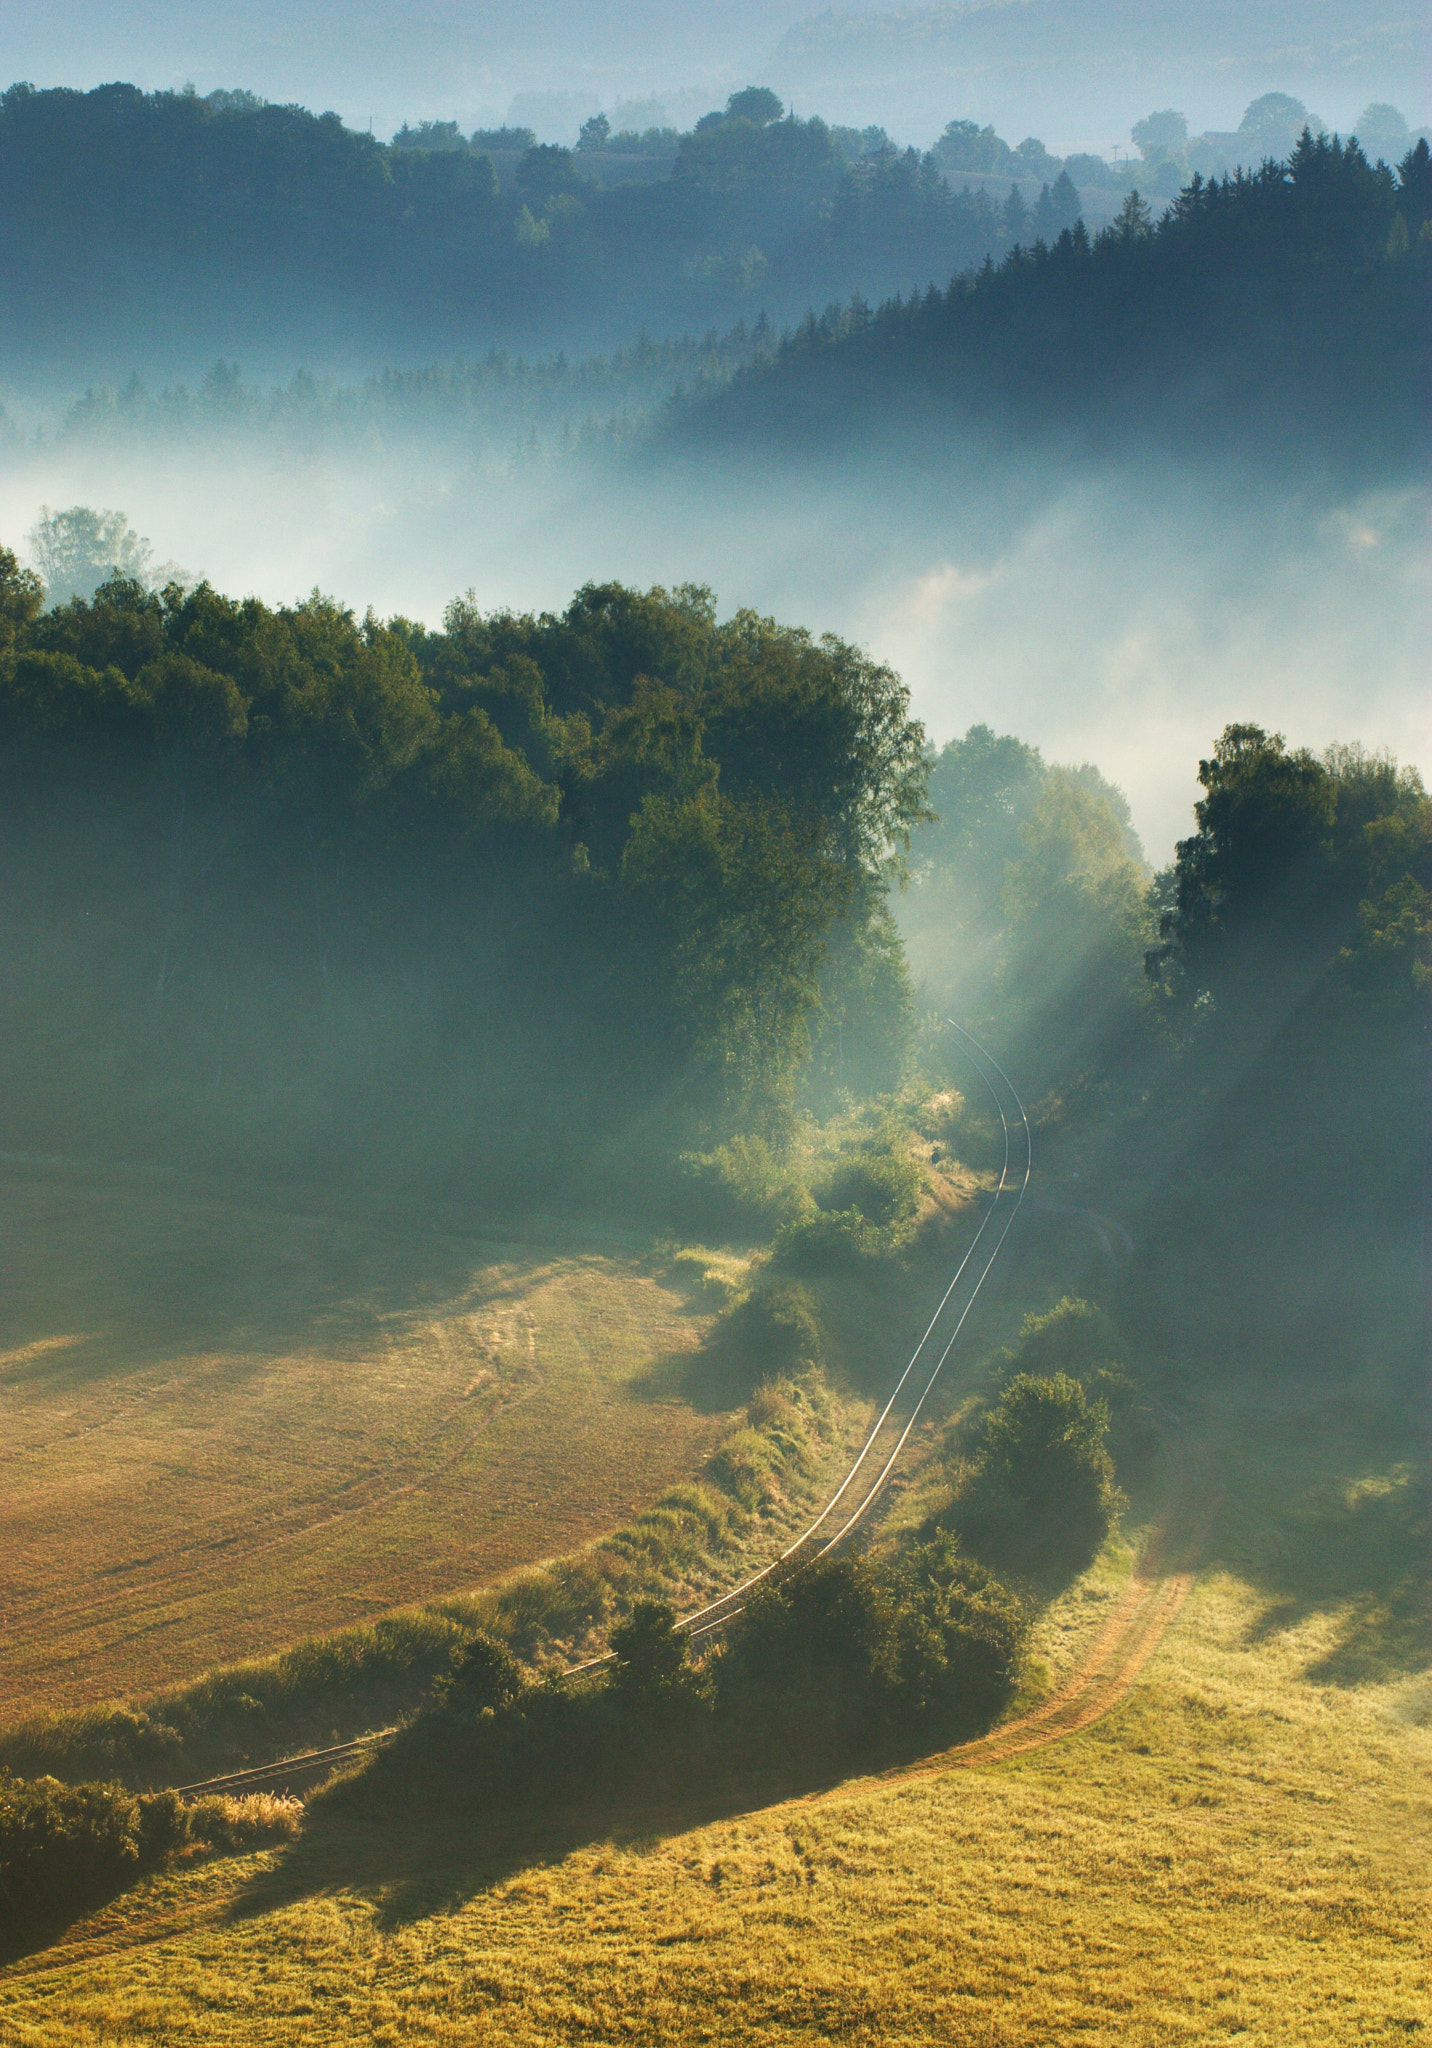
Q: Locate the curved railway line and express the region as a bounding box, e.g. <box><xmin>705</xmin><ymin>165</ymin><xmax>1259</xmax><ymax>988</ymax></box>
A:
<box><xmin>170</xmin><ymin>1024</ymin><xmax>1030</xmax><ymax>1801</ymax></box>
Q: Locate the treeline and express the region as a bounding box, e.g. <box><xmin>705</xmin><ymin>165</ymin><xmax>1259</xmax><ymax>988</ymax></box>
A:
<box><xmin>0</xmin><ymin>553</ymin><xmax>927</xmax><ymax>1192</ymax></box>
<box><xmin>0</xmin><ymin>81</ymin><xmax>1081</xmax><ymax>371</ymax></box>
<box><xmin>13</xmin><ymin>329</ymin><xmax>770</xmax><ymax>470</ymax></box>
<box><xmin>698</xmin><ymin>135</ymin><xmax>1432</xmax><ymax>471</ymax></box>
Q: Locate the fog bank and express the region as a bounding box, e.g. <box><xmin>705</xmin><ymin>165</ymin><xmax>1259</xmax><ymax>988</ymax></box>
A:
<box><xmin>1</xmin><ymin>429</ymin><xmax>1425</xmax><ymax>859</ymax></box>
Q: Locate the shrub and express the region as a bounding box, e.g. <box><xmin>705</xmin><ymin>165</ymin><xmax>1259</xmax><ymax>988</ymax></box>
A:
<box><xmin>715</xmin><ymin>1553</ymin><xmax>904</xmax><ymax>1752</ymax></box>
<box><xmin>996</xmin><ymin>1299</ymin><xmax>1156</xmax><ymax>1485</ymax></box>
<box><xmin>431</xmin><ymin>1630</ymin><xmax>525</xmax><ymax>1721</ymax></box>
<box><xmin>608</xmin><ymin>1601</ymin><xmax>710</xmax><ymax>1723</ymax></box>
<box><xmin>717</xmin><ymin>1280</ymin><xmax>823</xmax><ymax>1382</ymax></box>
<box><xmin>772</xmin><ymin>1203</ymin><xmax>875</xmax><ymax>1270</ymax></box>
<box><xmin>0</xmin><ymin>1772</ymin><xmax>298</xmax><ymax>1939</ymax></box>
<box><xmin>717</xmin><ymin>1542</ymin><xmax>1028</xmax><ymax>1754</ymax></box>
<box><xmin>679</xmin><ymin>1134</ymin><xmax>812</xmax><ymax>1238</ymax></box>
<box><xmin>1003</xmin><ymin>1297</ymin><xmax>1120</xmax><ymax>1379</ymax></box>
<box><xmin>922</xmin><ymin>1087</ymin><xmax>1005</xmax><ymax>1171</ymax></box>
<box><xmin>818</xmin><ymin>1146</ymin><xmax>922</xmax><ymax>1227</ymax></box>
<box><xmin>773</xmin><ymin>1139</ymin><xmax>923</xmax><ymax>1270</ymax></box>
<box><xmin>889</xmin><ymin>1533</ymin><xmax>1029</xmax><ymax>1726</ymax></box>
<box><xmin>961</xmin><ymin>1372</ymin><xmax>1122</xmax><ymax>1573</ymax></box>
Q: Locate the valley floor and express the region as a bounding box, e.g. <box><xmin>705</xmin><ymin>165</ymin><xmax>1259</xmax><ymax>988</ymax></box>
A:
<box><xmin>3</xmin><ymin>1367</ymin><xmax>1425</xmax><ymax>2044</ymax></box>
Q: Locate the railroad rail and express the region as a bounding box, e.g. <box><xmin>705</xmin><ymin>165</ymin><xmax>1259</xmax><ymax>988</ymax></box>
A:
<box><xmin>172</xmin><ymin>1021</ymin><xmax>1030</xmax><ymax>1800</ymax></box>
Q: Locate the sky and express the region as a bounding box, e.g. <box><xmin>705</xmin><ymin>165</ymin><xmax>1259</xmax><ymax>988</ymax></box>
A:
<box><xmin>4</xmin><ymin>0</ymin><xmax>1426</xmax><ymax>152</ymax></box>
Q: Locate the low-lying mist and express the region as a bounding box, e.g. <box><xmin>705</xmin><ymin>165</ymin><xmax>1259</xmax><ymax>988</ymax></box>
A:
<box><xmin>3</xmin><ymin>415</ymin><xmax>1424</xmax><ymax>859</ymax></box>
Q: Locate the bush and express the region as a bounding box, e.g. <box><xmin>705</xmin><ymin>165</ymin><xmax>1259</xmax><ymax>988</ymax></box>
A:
<box><xmin>0</xmin><ymin>1772</ymin><xmax>297</xmax><ymax>1939</ymax></box>
<box><xmin>716</xmin><ymin>1280</ymin><xmax>823</xmax><ymax>1383</ymax></box>
<box><xmin>921</xmin><ymin>1087</ymin><xmax>1005</xmax><ymax>1171</ymax></box>
<box><xmin>996</xmin><ymin>1299</ymin><xmax>1157</xmax><ymax>1487</ymax></box>
<box><xmin>961</xmin><ymin>1372</ymin><xmax>1122</xmax><ymax>1574</ymax></box>
<box><xmin>714</xmin><ymin>1554</ymin><xmax>903</xmax><ymax>1751</ymax></box>
<box><xmin>1000</xmin><ymin>1296</ymin><xmax>1120</xmax><ymax>1382</ymax></box>
<box><xmin>608</xmin><ymin>1601</ymin><xmax>710</xmax><ymax>1723</ymax></box>
<box><xmin>716</xmin><ymin>1543</ymin><xmax>1027</xmax><ymax>1754</ymax></box>
<box><xmin>772</xmin><ymin>1139</ymin><xmax>923</xmax><ymax>1270</ymax></box>
<box><xmin>889</xmin><ymin>1533</ymin><xmax>1030</xmax><ymax>1725</ymax></box>
<box><xmin>772</xmin><ymin>1204</ymin><xmax>875</xmax><ymax>1271</ymax></box>
<box><xmin>818</xmin><ymin>1146</ymin><xmax>922</xmax><ymax>1228</ymax></box>
<box><xmin>431</xmin><ymin>1630</ymin><xmax>525</xmax><ymax>1722</ymax></box>
<box><xmin>679</xmin><ymin>1134</ymin><xmax>812</xmax><ymax>1238</ymax></box>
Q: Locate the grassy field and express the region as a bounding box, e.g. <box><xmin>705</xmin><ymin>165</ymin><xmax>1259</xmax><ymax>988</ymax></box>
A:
<box><xmin>0</xmin><ymin>1156</ymin><xmax>743</xmax><ymax>1719</ymax></box>
<box><xmin>2</xmin><ymin>1358</ymin><xmax>1424</xmax><ymax>2044</ymax></box>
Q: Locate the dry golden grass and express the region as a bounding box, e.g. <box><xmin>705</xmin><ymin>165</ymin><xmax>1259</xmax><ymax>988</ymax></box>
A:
<box><xmin>0</xmin><ymin>1157</ymin><xmax>734</xmax><ymax>1718</ymax></box>
<box><xmin>2</xmin><ymin>1364</ymin><xmax>1424</xmax><ymax>2044</ymax></box>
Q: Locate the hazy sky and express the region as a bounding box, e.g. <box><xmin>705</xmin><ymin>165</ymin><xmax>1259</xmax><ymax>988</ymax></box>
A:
<box><xmin>5</xmin><ymin>0</ymin><xmax>1425</xmax><ymax>151</ymax></box>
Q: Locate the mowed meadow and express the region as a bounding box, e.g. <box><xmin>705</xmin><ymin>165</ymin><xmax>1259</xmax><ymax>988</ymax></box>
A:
<box><xmin>1</xmin><ymin>1364</ymin><xmax>1425</xmax><ymax>2045</ymax></box>
<box><xmin>0</xmin><ymin>1155</ymin><xmax>734</xmax><ymax>1719</ymax></box>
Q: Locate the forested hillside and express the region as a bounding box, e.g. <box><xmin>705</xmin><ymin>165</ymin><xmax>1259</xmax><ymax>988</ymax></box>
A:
<box><xmin>0</xmin><ymin>82</ymin><xmax>1073</xmax><ymax>375</ymax></box>
<box><xmin>698</xmin><ymin>134</ymin><xmax>1432</xmax><ymax>469</ymax></box>
<box><xmin>0</xmin><ymin>553</ymin><xmax>926</xmax><ymax>1191</ymax></box>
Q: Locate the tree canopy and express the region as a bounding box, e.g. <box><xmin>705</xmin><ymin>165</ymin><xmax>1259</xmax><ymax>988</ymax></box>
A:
<box><xmin>0</xmin><ymin>551</ymin><xmax>928</xmax><ymax>1185</ymax></box>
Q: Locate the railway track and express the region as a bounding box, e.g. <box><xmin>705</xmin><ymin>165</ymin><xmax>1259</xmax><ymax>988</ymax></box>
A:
<box><xmin>173</xmin><ymin>1022</ymin><xmax>1031</xmax><ymax>1802</ymax></box>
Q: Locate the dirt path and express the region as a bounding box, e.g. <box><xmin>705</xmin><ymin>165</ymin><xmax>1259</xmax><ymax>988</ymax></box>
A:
<box><xmin>857</xmin><ymin>1492</ymin><xmax>1216</xmax><ymax>1797</ymax></box>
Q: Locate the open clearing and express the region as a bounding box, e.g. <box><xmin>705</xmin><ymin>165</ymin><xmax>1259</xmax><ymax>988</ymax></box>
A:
<box><xmin>3</xmin><ymin>1363</ymin><xmax>1425</xmax><ymax>2044</ymax></box>
<box><xmin>0</xmin><ymin>1158</ymin><xmax>733</xmax><ymax>1719</ymax></box>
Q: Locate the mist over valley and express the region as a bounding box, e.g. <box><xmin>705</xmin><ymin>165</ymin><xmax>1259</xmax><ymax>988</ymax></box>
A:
<box><xmin>0</xmin><ymin>34</ymin><xmax>1427</xmax><ymax>2045</ymax></box>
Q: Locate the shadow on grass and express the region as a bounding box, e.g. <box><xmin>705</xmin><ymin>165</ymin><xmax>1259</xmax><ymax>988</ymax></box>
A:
<box><xmin>1213</xmin><ymin>1387</ymin><xmax>1431</xmax><ymax>1688</ymax></box>
<box><xmin>0</xmin><ymin>1159</ymin><xmax>546</xmax><ymax>1391</ymax></box>
<box><xmin>224</xmin><ymin>1728</ymin><xmax>963</xmax><ymax>1936</ymax></box>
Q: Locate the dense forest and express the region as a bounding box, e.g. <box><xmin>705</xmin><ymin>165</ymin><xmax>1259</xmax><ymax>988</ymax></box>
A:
<box><xmin>0</xmin><ymin>81</ymin><xmax>1083</xmax><ymax>375</ymax></box>
<box><xmin>698</xmin><ymin>134</ymin><xmax>1432</xmax><ymax>470</ymax></box>
<box><xmin>0</xmin><ymin>552</ymin><xmax>928</xmax><ymax>1192</ymax></box>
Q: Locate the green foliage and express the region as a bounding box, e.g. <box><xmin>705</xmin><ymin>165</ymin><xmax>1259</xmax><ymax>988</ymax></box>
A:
<box><xmin>0</xmin><ymin>569</ymin><xmax>929</xmax><ymax>1171</ymax></box>
<box><xmin>682</xmin><ymin>1133</ymin><xmax>812</xmax><ymax>1237</ymax></box>
<box><xmin>711</xmin><ymin>1282</ymin><xmax>825</xmax><ymax>1408</ymax></box>
<box><xmin>432</xmin><ymin>1632</ymin><xmax>525</xmax><ymax>1722</ymax></box>
<box><xmin>999</xmin><ymin>1297</ymin><xmax>1123</xmax><ymax>1388</ymax></box>
<box><xmin>960</xmin><ymin>1373</ymin><xmax>1122</xmax><ymax>1575</ymax></box>
<box><xmin>887</xmin><ymin>1533</ymin><xmax>1031</xmax><ymax>1722</ymax></box>
<box><xmin>717</xmin><ymin>1544</ymin><xmax>1027</xmax><ymax>1753</ymax></box>
<box><xmin>0</xmin><ymin>1771</ymin><xmax>293</xmax><ymax>1939</ymax></box>
<box><xmin>906</xmin><ymin>724</ymin><xmax>1151</xmax><ymax>1090</ymax></box>
<box><xmin>608</xmin><ymin>1601</ymin><xmax>710</xmax><ymax>1720</ymax></box>
<box><xmin>703</xmin><ymin>136</ymin><xmax>1432</xmax><ymax>469</ymax></box>
<box><xmin>1153</xmin><ymin>725</ymin><xmax>1432</xmax><ymax>1021</ymax></box>
<box><xmin>818</xmin><ymin>1144</ymin><xmax>922</xmax><ymax>1228</ymax></box>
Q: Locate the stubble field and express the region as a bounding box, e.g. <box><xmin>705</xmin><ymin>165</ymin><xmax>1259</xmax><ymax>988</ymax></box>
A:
<box><xmin>0</xmin><ymin>1156</ymin><xmax>732</xmax><ymax>1720</ymax></box>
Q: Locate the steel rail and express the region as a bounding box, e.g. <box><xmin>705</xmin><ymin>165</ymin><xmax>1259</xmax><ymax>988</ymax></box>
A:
<box><xmin>804</xmin><ymin>1022</ymin><xmax>1032</xmax><ymax>1559</ymax></box>
<box><xmin>169</xmin><ymin>1731</ymin><xmax>395</xmax><ymax>1799</ymax></box>
<box><xmin>576</xmin><ymin>1019</ymin><xmax>1031</xmax><ymax>1662</ymax></box>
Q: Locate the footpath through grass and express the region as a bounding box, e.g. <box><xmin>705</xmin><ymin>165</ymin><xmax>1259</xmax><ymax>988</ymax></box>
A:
<box><xmin>2</xmin><ymin>1361</ymin><xmax>1424</xmax><ymax>2045</ymax></box>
